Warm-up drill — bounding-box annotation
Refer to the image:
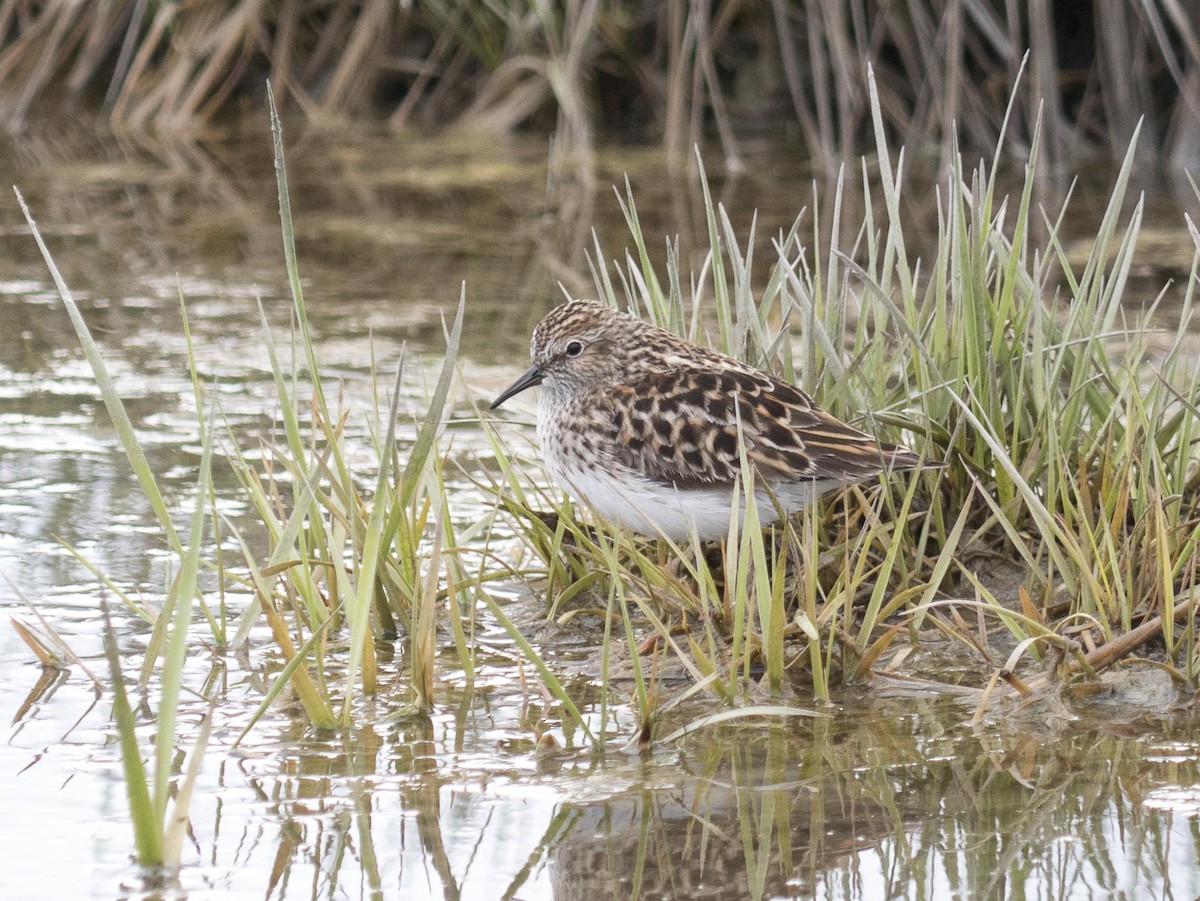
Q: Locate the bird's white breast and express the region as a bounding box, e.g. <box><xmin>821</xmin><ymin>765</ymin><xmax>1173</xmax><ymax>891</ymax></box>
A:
<box><xmin>537</xmin><ymin>393</ymin><xmax>831</xmax><ymax>540</ymax></box>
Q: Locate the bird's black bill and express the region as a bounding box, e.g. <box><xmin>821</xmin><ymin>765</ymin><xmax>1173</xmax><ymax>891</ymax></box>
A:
<box><xmin>490</xmin><ymin>364</ymin><xmax>544</xmax><ymax>409</ymax></box>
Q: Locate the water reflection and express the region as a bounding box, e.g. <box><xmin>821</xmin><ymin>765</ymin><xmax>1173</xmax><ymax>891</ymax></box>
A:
<box><xmin>35</xmin><ymin>685</ymin><xmax>1190</xmax><ymax>901</ymax></box>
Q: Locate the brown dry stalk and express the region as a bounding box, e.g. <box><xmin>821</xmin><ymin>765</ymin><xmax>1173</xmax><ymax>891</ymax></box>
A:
<box><xmin>0</xmin><ymin>3</ymin><xmax>1193</xmax><ymax>164</ymax></box>
<box><xmin>1018</xmin><ymin>592</ymin><xmax>1200</xmax><ymax>696</ymax></box>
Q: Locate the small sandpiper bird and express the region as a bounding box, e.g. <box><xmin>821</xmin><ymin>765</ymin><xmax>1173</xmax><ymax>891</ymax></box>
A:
<box><xmin>491</xmin><ymin>300</ymin><xmax>929</xmax><ymax>541</ymax></box>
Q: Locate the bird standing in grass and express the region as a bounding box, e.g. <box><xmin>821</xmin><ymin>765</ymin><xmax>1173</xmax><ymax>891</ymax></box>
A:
<box><xmin>492</xmin><ymin>300</ymin><xmax>929</xmax><ymax>541</ymax></box>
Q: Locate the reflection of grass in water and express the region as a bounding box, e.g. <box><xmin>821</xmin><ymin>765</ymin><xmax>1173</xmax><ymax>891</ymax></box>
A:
<box><xmin>11</xmin><ymin>63</ymin><xmax>1200</xmax><ymax>890</ymax></box>
<box><xmin>549</xmin><ymin>709</ymin><xmax>1198</xmax><ymax>899</ymax></box>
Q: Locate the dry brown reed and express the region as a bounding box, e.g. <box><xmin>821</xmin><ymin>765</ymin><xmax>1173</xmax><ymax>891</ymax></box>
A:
<box><xmin>0</xmin><ymin>0</ymin><xmax>1196</xmax><ymax>168</ymax></box>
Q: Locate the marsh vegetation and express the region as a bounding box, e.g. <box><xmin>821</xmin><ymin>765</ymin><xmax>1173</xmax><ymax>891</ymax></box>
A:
<box><xmin>0</xmin><ymin>0</ymin><xmax>1198</xmax><ymax>168</ymax></box>
<box><xmin>3</xmin><ymin>3</ymin><xmax>1200</xmax><ymax>898</ymax></box>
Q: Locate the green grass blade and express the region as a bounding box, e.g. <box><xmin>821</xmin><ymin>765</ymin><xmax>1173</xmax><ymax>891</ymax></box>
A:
<box><xmin>14</xmin><ymin>187</ymin><xmax>180</xmax><ymax>552</ymax></box>
<box><xmin>101</xmin><ymin>602</ymin><xmax>162</xmax><ymax>866</ymax></box>
<box><xmin>399</xmin><ymin>285</ymin><xmax>466</xmax><ymax>508</ymax></box>
<box><xmin>224</xmin><ymin>520</ymin><xmax>336</xmax><ymax>727</ymax></box>
<box><xmin>478</xmin><ymin>590</ymin><xmax>593</xmax><ymax>742</ymax></box>
<box><xmin>268</xmin><ymin>82</ymin><xmax>329</xmax><ymax>426</ymax></box>
<box><xmin>233</xmin><ymin>619</ymin><xmax>336</xmax><ymax>747</ymax></box>
<box><xmin>153</xmin><ymin>407</ymin><xmax>213</xmax><ymax>826</ymax></box>
<box><xmin>340</xmin><ymin>354</ymin><xmax>408</xmax><ymax>722</ymax></box>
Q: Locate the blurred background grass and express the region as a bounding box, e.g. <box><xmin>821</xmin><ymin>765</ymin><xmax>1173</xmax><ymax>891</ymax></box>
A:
<box><xmin>0</xmin><ymin>0</ymin><xmax>1195</xmax><ymax>170</ymax></box>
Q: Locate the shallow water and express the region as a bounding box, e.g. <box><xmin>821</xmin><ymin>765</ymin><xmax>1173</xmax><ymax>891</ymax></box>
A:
<box><xmin>1</xmin><ymin>118</ymin><xmax>1199</xmax><ymax>900</ymax></box>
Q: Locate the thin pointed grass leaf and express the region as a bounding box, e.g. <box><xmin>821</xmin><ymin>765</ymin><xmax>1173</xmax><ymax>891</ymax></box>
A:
<box><xmin>162</xmin><ymin>703</ymin><xmax>212</xmax><ymax>870</ymax></box>
<box><xmin>943</xmin><ymin>384</ymin><xmax>1077</xmax><ymax>591</ymax></box>
<box><xmin>233</xmin><ymin>618</ymin><xmax>335</xmax><ymax>748</ymax></box>
<box><xmin>56</xmin><ymin>540</ymin><xmax>154</xmax><ymax>624</ymax></box>
<box><xmin>1076</xmin><ymin>120</ymin><xmax>1143</xmax><ymax>303</ymax></box>
<box><xmin>1098</xmin><ymin>197</ymin><xmax>1145</xmax><ymax>335</ymax></box>
<box><xmin>153</xmin><ymin>408</ymin><xmax>213</xmax><ymax>827</ymax></box>
<box><xmin>993</xmin><ymin>114</ymin><xmax>1042</xmax><ymax>363</ymax></box>
<box><xmin>340</xmin><ymin>351</ymin><xmax>408</xmax><ymax>722</ymax></box>
<box><xmin>410</xmin><ymin>500</ymin><xmax>443</xmax><ymax>715</ymax></box>
<box><xmin>614</xmin><ymin>177</ymin><xmax>667</xmax><ymax>320</ymax></box>
<box><xmin>595</xmin><ymin>565</ymin><xmax>617</xmax><ymax>743</ymax></box>
<box><xmin>8</xmin><ymin>578</ymin><xmax>103</xmax><ymax>687</ymax></box>
<box><xmin>665</xmin><ymin>236</ymin><xmax>685</xmax><ymax>325</ymax></box>
<box><xmin>619</xmin><ymin>249</ymin><xmax>652</xmax><ymax>316</ymax></box>
<box><xmin>1186</xmin><ymin>214</ymin><xmax>1200</xmax><ymax>257</ymax></box>
<box><xmin>725</xmin><ymin>474</ymin><xmax>747</xmax><ymax>686</ymax></box>
<box><xmin>654</xmin><ymin>706</ymin><xmax>827</xmax><ymax>746</ymax></box>
<box><xmin>14</xmin><ymin>187</ymin><xmax>180</xmax><ymax>552</ymax></box>
<box><xmin>224</xmin><ymin>520</ymin><xmax>336</xmax><ymax>727</ymax></box>
<box><xmin>767</xmin><ymin>536</ymin><xmax>787</xmax><ymax>691</ymax></box>
<box><xmin>255</xmin><ymin>299</ymin><xmax>312</xmax><ymax>484</ymax></box>
<box><xmin>595</xmin><ymin>538</ymin><xmax>651</xmax><ymax>735</ymax></box>
<box><xmin>694</xmin><ymin>149</ymin><xmax>733</xmax><ymax>347</ymax></box>
<box><xmin>101</xmin><ymin>602</ymin><xmax>162</xmax><ymax>866</ymax></box>
<box><xmin>477</xmin><ymin>590</ymin><xmax>592</xmax><ymax>742</ymax></box>
<box><xmin>137</xmin><ymin>569</ymin><xmax>178</xmax><ymax>689</ymax></box>
<box><xmin>865</xmin><ymin>65</ymin><xmax>912</xmax><ymax>300</ymax></box>
<box><xmin>228</xmin><ymin>438</ymin><xmax>337</xmax><ymax>649</ymax></box>
<box><xmin>719</xmin><ymin>204</ymin><xmax>758</xmax><ymax>357</ymax></box>
<box><xmin>437</xmin><ymin>487</ymin><xmax>475</xmax><ymax>691</ymax></box>
<box><xmin>741</xmin><ymin>474</ymin><xmax>784</xmax><ymax>693</ymax></box>
<box><xmin>398</xmin><ymin>286</ymin><xmax>465</xmax><ymax>509</ymax></box>
<box><xmin>1151</xmin><ymin>494</ymin><xmax>1177</xmax><ymax>651</ymax></box>
<box><xmin>854</xmin><ymin>472</ymin><xmax>922</xmax><ymax>647</ymax></box>
<box><xmin>729</xmin><ymin>399</ymin><xmax>767</xmax><ymax>690</ymax></box>
<box><xmin>819</xmin><ymin>167</ymin><xmax>844</xmax><ymax>366</ymax></box>
<box><xmin>268</xmin><ymin>83</ymin><xmax>328</xmax><ymax>426</ymax></box>
<box><xmin>986</xmin><ymin>51</ymin><xmax>1030</xmax><ymax>203</ymax></box>
<box><xmin>178</xmin><ymin>284</ymin><xmax>206</xmax><ymax>436</ymax></box>
<box><xmin>11</xmin><ymin>617</ymin><xmax>63</xmax><ymax>668</ymax></box>
<box><xmin>587</xmin><ymin>228</ymin><xmax>620</xmax><ymax>307</ymax></box>
<box><xmin>683</xmin><ymin>633</ymin><xmax>720</xmax><ymax>690</ymax></box>
<box><xmin>907</xmin><ymin>485</ymin><xmax>976</xmax><ymax>628</ymax></box>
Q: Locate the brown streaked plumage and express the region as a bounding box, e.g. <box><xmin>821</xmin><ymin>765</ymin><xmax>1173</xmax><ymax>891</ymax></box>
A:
<box><xmin>491</xmin><ymin>300</ymin><xmax>930</xmax><ymax>541</ymax></box>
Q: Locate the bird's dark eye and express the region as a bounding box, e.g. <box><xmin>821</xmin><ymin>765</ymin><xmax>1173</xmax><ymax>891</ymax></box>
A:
<box><xmin>565</xmin><ymin>340</ymin><xmax>584</xmax><ymax>357</ymax></box>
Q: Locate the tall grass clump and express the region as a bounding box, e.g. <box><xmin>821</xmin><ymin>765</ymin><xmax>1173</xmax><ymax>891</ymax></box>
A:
<box><xmin>0</xmin><ymin>215</ymin><xmax>219</xmax><ymax>865</ymax></box>
<box><xmin>484</xmin><ymin>67</ymin><xmax>1200</xmax><ymax>725</ymax></box>
<box><xmin>17</xmin><ymin>89</ymin><xmax>471</xmax><ymax>784</ymax></box>
<box><xmin>93</xmin><ymin>436</ymin><xmax>214</xmax><ymax>872</ymax></box>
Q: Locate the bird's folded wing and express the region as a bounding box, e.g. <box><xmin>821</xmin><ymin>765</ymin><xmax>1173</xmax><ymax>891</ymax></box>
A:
<box><xmin>607</xmin><ymin>365</ymin><xmax>912</xmax><ymax>490</ymax></box>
